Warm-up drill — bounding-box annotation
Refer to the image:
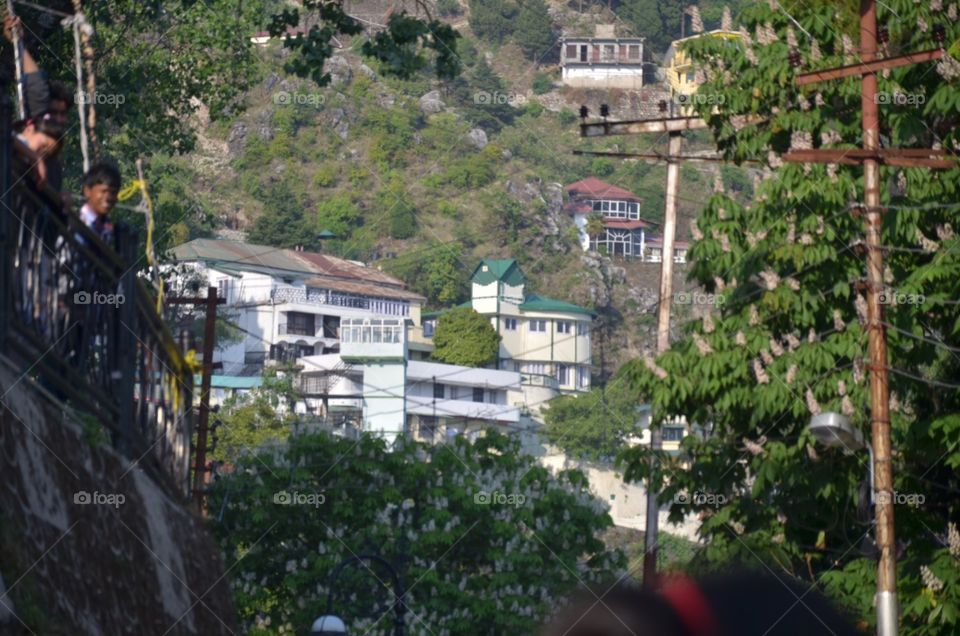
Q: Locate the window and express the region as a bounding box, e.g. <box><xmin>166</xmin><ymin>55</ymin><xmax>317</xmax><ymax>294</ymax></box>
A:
<box><xmin>603</xmin><ymin>44</ymin><xmax>615</xmax><ymax>61</ymax></box>
<box><xmin>628</xmin><ymin>202</ymin><xmax>639</xmax><ymax>220</ymax></box>
<box><xmin>565</xmin><ymin>44</ymin><xmax>577</xmax><ymax>59</ymax></box>
<box><xmin>577</xmin><ymin>323</ymin><xmax>590</xmax><ymax>336</ymax></box>
<box><xmin>504</xmin><ymin>318</ymin><xmax>518</xmax><ymax>331</ymax></box>
<box><xmin>556</xmin><ymin>364</ymin><xmax>569</xmax><ymax>386</ymax></box>
<box><xmin>433</xmin><ymin>383</ymin><xmax>444</xmax><ymax>399</ymax></box>
<box><xmin>525</xmin><ymin>362</ymin><xmax>545</xmax><ymax>375</ymax></box>
<box><xmin>578</xmin><ymin>366</ymin><xmax>590</xmax><ymax>388</ymax></box>
<box><xmin>423</xmin><ymin>320</ymin><xmax>435</xmax><ymax>337</ymax></box>
<box><xmin>556</xmin><ymin>321</ymin><xmax>572</xmax><ymax>334</ymax></box>
<box><xmin>216</xmin><ymin>278</ymin><xmax>233</xmax><ymax>302</ymax></box>
<box><xmin>662</xmin><ymin>426</ymin><xmax>686</xmax><ymax>442</ymax></box>
<box><xmin>286</xmin><ymin>311</ymin><xmax>316</xmax><ymax>336</ymax></box>
<box><xmin>420</xmin><ymin>416</ymin><xmax>438</xmax><ymax>439</ymax></box>
<box><xmin>529</xmin><ymin>319</ymin><xmax>547</xmax><ymax>332</ymax></box>
<box><xmin>628</xmin><ymin>44</ymin><xmax>641</xmax><ymax>60</ymax></box>
<box><xmin>473</xmin><ymin>387</ymin><xmax>484</xmax><ymax>403</ymax></box>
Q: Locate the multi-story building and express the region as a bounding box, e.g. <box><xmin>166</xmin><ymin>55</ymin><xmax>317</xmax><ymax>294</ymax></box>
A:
<box><xmin>422</xmin><ymin>259</ymin><xmax>594</xmax><ymax>401</ymax></box>
<box><xmin>565</xmin><ymin>177</ymin><xmax>689</xmax><ymax>263</ymax></box>
<box><xmin>560</xmin><ymin>24</ymin><xmax>645</xmax><ymax>89</ymax></box>
<box><xmin>663</xmin><ymin>29</ymin><xmax>740</xmax><ymax>114</ymax></box>
<box><xmin>169</xmin><ymin>239</ymin><xmax>427</xmax><ymax>376</ymax></box>
<box><xmin>296</xmin><ymin>317</ymin><xmax>526</xmax><ymax>444</ymax></box>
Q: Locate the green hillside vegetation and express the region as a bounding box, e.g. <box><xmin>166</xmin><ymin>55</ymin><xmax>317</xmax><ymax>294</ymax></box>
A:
<box><xmin>161</xmin><ymin>9</ymin><xmax>755</xmax><ymax>372</ymax></box>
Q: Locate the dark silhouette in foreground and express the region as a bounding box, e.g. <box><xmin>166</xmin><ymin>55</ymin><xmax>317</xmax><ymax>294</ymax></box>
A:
<box><xmin>543</xmin><ymin>571</ymin><xmax>861</xmax><ymax>636</ymax></box>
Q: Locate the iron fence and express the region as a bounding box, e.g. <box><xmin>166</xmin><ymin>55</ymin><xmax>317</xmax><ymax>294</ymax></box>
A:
<box><xmin>0</xmin><ymin>94</ymin><xmax>193</xmax><ymax>499</ymax></box>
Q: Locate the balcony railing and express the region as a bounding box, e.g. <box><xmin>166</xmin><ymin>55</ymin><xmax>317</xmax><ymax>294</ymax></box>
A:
<box><xmin>521</xmin><ymin>373</ymin><xmax>559</xmax><ymax>389</ymax></box>
<box><xmin>0</xmin><ymin>96</ymin><xmax>193</xmax><ymax>498</ymax></box>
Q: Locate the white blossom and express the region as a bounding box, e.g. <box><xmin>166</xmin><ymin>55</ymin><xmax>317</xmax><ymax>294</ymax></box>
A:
<box><xmin>806</xmin><ymin>388</ymin><xmax>821</xmax><ymax>415</ymax></box>
<box><xmin>753</xmin><ymin>358</ymin><xmax>770</xmax><ymax>384</ymax></box>
<box><xmin>921</xmin><ymin>565</ymin><xmax>944</xmax><ymax>592</ymax></box>
<box><xmin>694</xmin><ymin>333</ymin><xmax>714</xmax><ymax>355</ymax></box>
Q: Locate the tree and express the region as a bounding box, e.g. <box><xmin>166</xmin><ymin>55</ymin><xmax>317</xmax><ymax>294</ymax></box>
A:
<box><xmin>542</xmin><ymin>376</ymin><xmax>638</xmax><ymax>462</ymax></box>
<box><xmin>432</xmin><ymin>307</ymin><xmax>501</xmax><ymax>367</ymax></box>
<box><xmin>209</xmin><ymin>430</ymin><xmax>625</xmax><ymax>635</ymax></box>
<box><xmin>377</xmin><ymin>175</ymin><xmax>418</xmax><ymax>240</ymax></box>
<box><xmin>513</xmin><ymin>0</ymin><xmax>554</xmax><ymax>61</ymax></box>
<box><xmin>385</xmin><ymin>242</ymin><xmax>468</xmax><ymax>307</ymax></box>
<box><xmin>621</xmin><ymin>2</ymin><xmax>960</xmax><ymax>634</ymax></box>
<box><xmin>314</xmin><ymin>194</ymin><xmax>361</xmax><ymax>241</ymax></box>
<box><xmin>468</xmin><ymin>0</ymin><xmax>515</xmax><ymax>43</ymax></box>
<box><xmin>210</xmin><ymin>367</ymin><xmax>300</xmax><ymax>463</ymax></box>
<box><xmin>585</xmin><ymin>212</ymin><xmax>605</xmax><ymax>247</ymax></box>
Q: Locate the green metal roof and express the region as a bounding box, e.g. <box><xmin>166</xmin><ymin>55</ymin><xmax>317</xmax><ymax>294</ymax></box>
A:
<box><xmin>471</xmin><ymin>259</ymin><xmax>526</xmax><ymax>286</ymax></box>
<box><xmin>519</xmin><ymin>294</ymin><xmax>595</xmax><ymax>317</ymax></box>
<box><xmin>194</xmin><ymin>375</ymin><xmax>264</xmax><ymax>389</ymax></box>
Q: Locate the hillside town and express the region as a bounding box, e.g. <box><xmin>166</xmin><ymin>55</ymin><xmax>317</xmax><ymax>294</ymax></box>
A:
<box><xmin>0</xmin><ymin>1</ymin><xmax>958</xmax><ymax>635</ymax></box>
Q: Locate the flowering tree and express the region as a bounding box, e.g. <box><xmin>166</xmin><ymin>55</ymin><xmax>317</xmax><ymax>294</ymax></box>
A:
<box><xmin>622</xmin><ymin>2</ymin><xmax>960</xmax><ymax>634</ymax></box>
<box><xmin>209</xmin><ymin>431</ymin><xmax>625</xmax><ymax>634</ymax></box>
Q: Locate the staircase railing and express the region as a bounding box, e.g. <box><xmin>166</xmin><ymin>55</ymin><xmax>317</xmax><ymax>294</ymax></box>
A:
<box><xmin>0</xmin><ymin>91</ymin><xmax>193</xmax><ymax>499</ymax></box>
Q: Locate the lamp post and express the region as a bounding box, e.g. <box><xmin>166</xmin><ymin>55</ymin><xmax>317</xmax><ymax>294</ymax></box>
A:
<box><xmin>311</xmin><ymin>553</ymin><xmax>406</xmax><ymax>636</ymax></box>
<box><xmin>808</xmin><ymin>412</ymin><xmax>874</xmax><ymax>504</ymax></box>
<box><xmin>808</xmin><ymin>411</ymin><xmax>894</xmax><ymax>635</ymax></box>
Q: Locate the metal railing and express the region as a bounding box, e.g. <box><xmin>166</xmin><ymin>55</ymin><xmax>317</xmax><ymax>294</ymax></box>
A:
<box><xmin>0</xmin><ymin>94</ymin><xmax>193</xmax><ymax>498</ymax></box>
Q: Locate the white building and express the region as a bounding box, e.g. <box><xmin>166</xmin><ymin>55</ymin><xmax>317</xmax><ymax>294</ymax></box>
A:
<box><xmin>422</xmin><ymin>259</ymin><xmax>593</xmax><ymax>406</ymax></box>
<box><xmin>169</xmin><ymin>239</ymin><xmax>427</xmax><ymax>377</ymax></box>
<box><xmin>560</xmin><ymin>24</ymin><xmax>645</xmax><ymax>90</ymax></box>
<box><xmin>296</xmin><ymin>317</ymin><xmax>526</xmax><ymax>444</ymax></box>
<box><xmin>565</xmin><ymin>177</ymin><xmax>689</xmax><ymax>263</ymax></box>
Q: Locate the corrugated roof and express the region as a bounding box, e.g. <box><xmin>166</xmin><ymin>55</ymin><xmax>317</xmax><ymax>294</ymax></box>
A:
<box><xmin>566</xmin><ymin>177</ymin><xmax>641</xmax><ymax>202</ymax></box>
<box><xmin>605</xmin><ymin>219</ymin><xmax>651</xmax><ymax>230</ymax></box>
<box><xmin>304</xmin><ymin>275</ymin><xmax>426</xmax><ymax>302</ymax></box>
<box><xmin>171</xmin><ymin>238</ymin><xmax>414</xmax><ymax>293</ymax></box>
<box><xmin>519</xmin><ymin>294</ymin><xmax>595</xmax><ymax>317</ymax></box>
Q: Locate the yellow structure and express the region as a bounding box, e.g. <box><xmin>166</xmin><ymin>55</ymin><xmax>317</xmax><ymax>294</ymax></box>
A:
<box><xmin>663</xmin><ymin>29</ymin><xmax>740</xmax><ymax>114</ymax></box>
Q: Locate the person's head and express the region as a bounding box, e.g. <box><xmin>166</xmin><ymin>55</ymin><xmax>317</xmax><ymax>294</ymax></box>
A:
<box><xmin>82</xmin><ymin>162</ymin><xmax>121</xmax><ymax>217</ymax></box>
<box><xmin>544</xmin><ymin>571</ymin><xmax>861</xmax><ymax>636</ymax></box>
<box><xmin>19</xmin><ymin>114</ymin><xmax>63</xmax><ymax>158</ymax></box>
<box><xmin>47</xmin><ymin>81</ymin><xmax>72</xmax><ymax>125</ymax></box>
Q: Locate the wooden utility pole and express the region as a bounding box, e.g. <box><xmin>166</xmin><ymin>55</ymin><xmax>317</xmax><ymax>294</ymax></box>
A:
<box><xmin>579</xmin><ymin>113</ymin><xmax>701</xmax><ymax>587</ymax></box>
<box><xmin>783</xmin><ymin>5</ymin><xmax>953</xmax><ymax>634</ymax></box>
<box><xmin>859</xmin><ymin>5</ymin><xmax>897</xmax><ymax>633</ymax></box>
<box><xmin>168</xmin><ymin>287</ymin><xmax>224</xmax><ymax>513</ymax></box>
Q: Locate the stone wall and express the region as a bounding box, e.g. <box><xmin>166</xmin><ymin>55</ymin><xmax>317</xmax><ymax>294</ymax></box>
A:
<box><xmin>0</xmin><ymin>357</ymin><xmax>237</xmax><ymax>635</ymax></box>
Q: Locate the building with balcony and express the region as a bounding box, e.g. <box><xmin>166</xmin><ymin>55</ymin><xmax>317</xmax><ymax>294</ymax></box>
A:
<box><xmin>565</xmin><ymin>177</ymin><xmax>688</xmax><ymax>263</ymax></box>
<box><xmin>168</xmin><ymin>239</ymin><xmax>427</xmax><ymax>377</ymax></box>
<box><xmin>422</xmin><ymin>259</ymin><xmax>593</xmax><ymax>403</ymax></box>
<box><xmin>663</xmin><ymin>29</ymin><xmax>741</xmax><ymax>114</ymax></box>
<box><xmin>560</xmin><ymin>24</ymin><xmax>645</xmax><ymax>89</ymax></box>
<box><xmin>295</xmin><ymin>317</ymin><xmax>527</xmax><ymax>444</ymax></box>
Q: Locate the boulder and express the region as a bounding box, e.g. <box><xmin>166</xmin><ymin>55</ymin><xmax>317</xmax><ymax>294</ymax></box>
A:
<box><xmin>227</xmin><ymin>122</ymin><xmax>247</xmax><ymax>159</ymax></box>
<box><xmin>327</xmin><ymin>55</ymin><xmax>352</xmax><ymax>85</ymax></box>
<box><xmin>419</xmin><ymin>90</ymin><xmax>445</xmax><ymax>114</ymax></box>
<box><xmin>466</xmin><ymin>128</ymin><xmax>488</xmax><ymax>149</ymax></box>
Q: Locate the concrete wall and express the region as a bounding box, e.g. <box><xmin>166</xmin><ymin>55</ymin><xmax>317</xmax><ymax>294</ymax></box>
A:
<box><xmin>0</xmin><ymin>357</ymin><xmax>237</xmax><ymax>634</ymax></box>
<box><xmin>562</xmin><ymin>66</ymin><xmax>645</xmax><ymax>90</ymax></box>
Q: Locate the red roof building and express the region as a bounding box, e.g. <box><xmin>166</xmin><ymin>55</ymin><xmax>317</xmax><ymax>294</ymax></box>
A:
<box><xmin>565</xmin><ymin>177</ymin><xmax>687</xmax><ymax>264</ymax></box>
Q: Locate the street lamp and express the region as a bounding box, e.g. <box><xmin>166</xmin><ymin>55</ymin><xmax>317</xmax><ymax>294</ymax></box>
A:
<box><xmin>808</xmin><ymin>412</ymin><xmax>873</xmax><ymax>503</ymax></box>
<box><xmin>310</xmin><ymin>615</ymin><xmax>348</xmax><ymax>635</ymax></box>
<box><xmin>312</xmin><ymin>553</ymin><xmax>406</xmax><ymax>636</ymax></box>
<box><xmin>808</xmin><ymin>412</ymin><xmax>896</xmax><ymax>636</ymax></box>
